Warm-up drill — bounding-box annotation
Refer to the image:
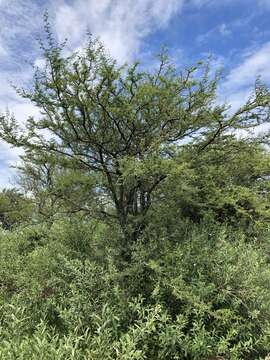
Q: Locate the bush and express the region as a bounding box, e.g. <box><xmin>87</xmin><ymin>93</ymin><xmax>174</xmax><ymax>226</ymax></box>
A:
<box><xmin>1</xmin><ymin>221</ymin><xmax>270</xmax><ymax>359</ymax></box>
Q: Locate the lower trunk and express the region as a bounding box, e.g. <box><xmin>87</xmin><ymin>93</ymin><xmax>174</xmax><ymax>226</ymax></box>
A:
<box><xmin>119</xmin><ymin>216</ymin><xmax>147</xmax><ymax>263</ymax></box>
<box><xmin>116</xmin><ymin>196</ymin><xmax>149</xmax><ymax>262</ymax></box>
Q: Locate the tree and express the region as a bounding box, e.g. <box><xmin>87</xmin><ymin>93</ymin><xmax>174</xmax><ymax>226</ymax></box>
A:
<box><xmin>0</xmin><ymin>18</ymin><xmax>269</xmax><ymax>243</ymax></box>
<box><xmin>148</xmin><ymin>135</ymin><xmax>270</xmax><ymax>235</ymax></box>
<box><xmin>16</xmin><ymin>151</ymin><xmax>102</xmax><ymax>222</ymax></box>
<box><xmin>0</xmin><ymin>188</ymin><xmax>33</xmax><ymax>229</ymax></box>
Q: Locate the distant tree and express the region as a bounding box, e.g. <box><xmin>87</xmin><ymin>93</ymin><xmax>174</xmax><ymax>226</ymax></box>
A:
<box><xmin>0</xmin><ymin>188</ymin><xmax>33</xmax><ymax>229</ymax></box>
<box><xmin>0</xmin><ymin>17</ymin><xmax>269</xmax><ymax>244</ymax></box>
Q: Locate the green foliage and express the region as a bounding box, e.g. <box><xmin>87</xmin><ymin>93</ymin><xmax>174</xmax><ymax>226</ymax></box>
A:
<box><xmin>0</xmin><ymin>189</ymin><xmax>33</xmax><ymax>230</ymax></box>
<box><xmin>0</xmin><ymin>15</ymin><xmax>270</xmax><ymax>359</ymax></box>
<box><xmin>16</xmin><ymin>152</ymin><xmax>102</xmax><ymax>223</ymax></box>
<box><xmin>149</xmin><ymin>136</ymin><xmax>270</xmax><ymax>235</ymax></box>
<box><xmin>1</xmin><ymin>221</ymin><xmax>270</xmax><ymax>359</ymax></box>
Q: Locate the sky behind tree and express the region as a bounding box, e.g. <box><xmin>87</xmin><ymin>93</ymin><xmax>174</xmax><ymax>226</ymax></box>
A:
<box><xmin>0</xmin><ymin>0</ymin><xmax>270</xmax><ymax>187</ymax></box>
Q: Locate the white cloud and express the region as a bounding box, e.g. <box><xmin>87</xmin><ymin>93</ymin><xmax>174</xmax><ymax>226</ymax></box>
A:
<box><xmin>197</xmin><ymin>23</ymin><xmax>231</xmax><ymax>44</ymax></box>
<box><xmin>223</xmin><ymin>42</ymin><xmax>270</xmax><ymax>92</ymax></box>
<box><xmin>258</xmin><ymin>0</ymin><xmax>270</xmax><ymax>7</ymax></box>
<box><xmin>53</xmin><ymin>0</ymin><xmax>183</xmax><ymax>63</ymax></box>
<box><xmin>0</xmin><ymin>0</ymin><xmax>41</xmax><ymax>52</ymax></box>
<box><xmin>187</xmin><ymin>0</ymin><xmax>234</xmax><ymax>8</ymax></box>
<box><xmin>219</xmin><ymin>41</ymin><xmax>270</xmax><ymax>142</ymax></box>
<box><xmin>0</xmin><ymin>140</ymin><xmax>22</xmax><ymax>188</ymax></box>
<box><xmin>0</xmin><ymin>67</ymin><xmax>40</xmax><ymax>190</ymax></box>
<box><xmin>0</xmin><ymin>0</ymin><xmax>47</xmax><ymax>189</ymax></box>
<box><xmin>0</xmin><ymin>43</ymin><xmax>7</xmax><ymax>58</ymax></box>
<box><xmin>0</xmin><ymin>98</ymin><xmax>40</xmax><ymax>189</ymax></box>
<box><xmin>219</xmin><ymin>23</ymin><xmax>231</xmax><ymax>36</ymax></box>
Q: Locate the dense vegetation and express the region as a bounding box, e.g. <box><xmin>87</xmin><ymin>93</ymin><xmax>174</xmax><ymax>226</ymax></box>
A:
<box><xmin>0</xmin><ymin>19</ymin><xmax>270</xmax><ymax>359</ymax></box>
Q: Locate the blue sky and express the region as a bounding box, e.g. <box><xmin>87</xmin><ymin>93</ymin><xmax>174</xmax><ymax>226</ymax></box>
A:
<box><xmin>0</xmin><ymin>0</ymin><xmax>270</xmax><ymax>188</ymax></box>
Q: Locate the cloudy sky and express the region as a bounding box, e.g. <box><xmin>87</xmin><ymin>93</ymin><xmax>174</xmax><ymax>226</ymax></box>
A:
<box><xmin>0</xmin><ymin>0</ymin><xmax>270</xmax><ymax>188</ymax></box>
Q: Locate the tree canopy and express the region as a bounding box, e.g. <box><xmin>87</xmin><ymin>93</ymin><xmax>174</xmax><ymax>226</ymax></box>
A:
<box><xmin>0</xmin><ymin>20</ymin><xmax>269</xmax><ymax>242</ymax></box>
